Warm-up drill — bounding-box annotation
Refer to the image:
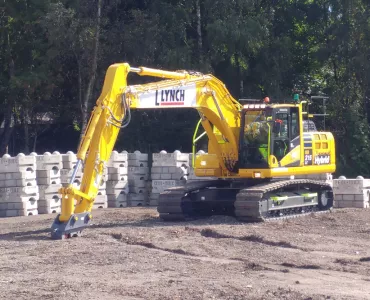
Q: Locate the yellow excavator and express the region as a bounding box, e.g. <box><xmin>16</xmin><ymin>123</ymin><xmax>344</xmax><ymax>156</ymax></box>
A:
<box><xmin>50</xmin><ymin>63</ymin><xmax>336</xmax><ymax>239</ymax></box>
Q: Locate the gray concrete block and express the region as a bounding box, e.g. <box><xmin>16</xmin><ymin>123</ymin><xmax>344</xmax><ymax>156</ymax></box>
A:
<box><xmin>108</xmin><ymin>167</ymin><xmax>128</xmax><ymax>175</ymax></box>
<box><xmin>151</xmin><ymin>167</ymin><xmax>162</xmax><ymax>174</ymax></box>
<box><xmin>128</xmin><ymin>179</ymin><xmax>146</xmax><ymax>188</ymax></box>
<box><xmin>61</xmin><ymin>151</ymin><xmax>78</xmax><ymax>169</ymax></box>
<box><xmin>39</xmin><ymin>184</ymin><xmax>61</xmax><ymax>194</ymax></box>
<box><xmin>150</xmin><ymin>193</ymin><xmax>160</xmax><ymax>200</ymax></box>
<box><xmin>93</xmin><ymin>195</ymin><xmax>108</xmax><ymax>210</ymax></box>
<box><xmin>107</xmin><ymin>151</ymin><xmax>128</xmax><ymax>168</ymax></box>
<box><xmin>0</xmin><ymin>208</ymin><xmax>38</xmax><ymax>217</ymax></box>
<box><xmin>37</xmin><ymin>177</ymin><xmax>61</xmax><ymax>185</ymax></box>
<box><xmin>97</xmin><ymin>189</ymin><xmax>107</xmax><ymax>196</ymax></box>
<box><xmin>128</xmin><ymin>151</ymin><xmax>148</xmax><ymax>161</ymax></box>
<box><xmin>353</xmin><ymin>200</ymin><xmax>369</xmax><ymax>208</ymax></box>
<box><xmin>334</xmin><ymin>194</ymin><xmax>343</xmax><ymax>201</ymax></box>
<box><xmin>0</xmin><ymin>154</ymin><xmax>36</xmax><ymax>173</ymax></box>
<box><xmin>0</xmin><ymin>186</ymin><xmax>39</xmax><ymax>202</ymax></box>
<box><xmin>342</xmin><ymin>194</ymin><xmax>355</xmax><ymax>201</ymax></box>
<box><xmin>106</xmin><ymin>180</ymin><xmax>128</xmax><ymax>190</ymax></box>
<box><xmin>0</xmin><ymin>196</ymin><xmax>38</xmax><ymax>210</ymax></box>
<box><xmin>160</xmin><ymin>173</ymin><xmax>172</xmax><ymax>180</ymax></box>
<box><xmin>108</xmin><ymin>200</ymin><xmax>128</xmax><ymax>208</ymax></box>
<box><xmin>0</xmin><ymin>170</ymin><xmax>36</xmax><ymax>181</ymax></box>
<box><xmin>0</xmin><ymin>196</ymin><xmax>38</xmax><ymax>217</ymax></box>
<box><xmin>149</xmin><ymin>199</ymin><xmax>158</xmax><ymax>206</ymax></box>
<box><xmin>36</xmin><ymin>169</ymin><xmax>60</xmax><ymax>178</ymax></box>
<box><xmin>108</xmin><ymin>174</ymin><xmax>128</xmax><ymax>181</ymax></box>
<box><xmin>128</xmin><ymin>160</ymin><xmax>148</xmax><ymax>167</ymax></box>
<box><xmin>333</xmin><ymin>179</ymin><xmax>370</xmax><ymax>195</ymax></box>
<box><xmin>337</xmin><ymin>200</ymin><xmax>354</xmax><ymax>208</ymax></box>
<box><xmin>129</xmin><ymin>187</ymin><xmax>147</xmax><ymax>194</ymax></box>
<box><xmin>354</xmin><ymin>190</ymin><xmax>370</xmax><ymax>201</ymax></box>
<box><xmin>150</xmin><ymin>173</ymin><xmax>161</xmax><ymax>180</ymax></box>
<box><xmin>106</xmin><ymin>187</ymin><xmax>129</xmax><ymax>197</ymax></box>
<box><xmin>128</xmin><ymin>167</ymin><xmax>149</xmax><ymax>175</ymax></box>
<box><xmin>108</xmin><ymin>194</ymin><xmax>128</xmax><ymax>207</ymax></box>
<box><xmin>128</xmin><ymin>193</ymin><xmax>146</xmax><ymax>201</ymax></box>
<box><xmin>31</xmin><ymin>152</ymin><xmax>63</xmax><ymax>170</ymax></box>
<box><xmin>152</xmin><ymin>151</ymin><xmax>189</xmax><ymax>165</ymax></box>
<box><xmin>108</xmin><ymin>193</ymin><xmax>127</xmax><ymax>201</ymax></box>
<box><xmin>60</xmin><ymin>168</ymin><xmax>83</xmax><ymax>179</ymax></box>
<box><xmin>0</xmin><ymin>178</ymin><xmax>37</xmax><ymax>188</ymax></box>
<box><xmin>38</xmin><ymin>196</ymin><xmax>61</xmax><ymax>214</ymax></box>
<box><xmin>171</xmin><ymin>173</ymin><xmax>188</xmax><ymax>180</ymax></box>
<box><xmin>152</xmin><ymin>161</ymin><xmax>189</xmax><ymax>167</ymax></box>
<box><xmin>152</xmin><ymin>180</ymin><xmax>185</xmax><ymax>193</ymax></box>
<box><xmin>129</xmin><ymin>200</ymin><xmax>146</xmax><ymax>207</ymax></box>
<box><xmin>128</xmin><ymin>174</ymin><xmax>149</xmax><ymax>181</ymax></box>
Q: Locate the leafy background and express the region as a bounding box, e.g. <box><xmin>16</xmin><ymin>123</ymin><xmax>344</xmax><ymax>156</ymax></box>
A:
<box><xmin>1</xmin><ymin>0</ymin><xmax>369</xmax><ymax>177</ymax></box>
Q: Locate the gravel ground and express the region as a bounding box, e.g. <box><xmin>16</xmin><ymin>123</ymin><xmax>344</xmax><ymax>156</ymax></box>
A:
<box><xmin>0</xmin><ymin>207</ymin><xmax>370</xmax><ymax>299</ymax></box>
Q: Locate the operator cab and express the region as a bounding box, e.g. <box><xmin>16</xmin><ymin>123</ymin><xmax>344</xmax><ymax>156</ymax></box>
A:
<box><xmin>238</xmin><ymin>104</ymin><xmax>307</xmax><ymax>169</ymax></box>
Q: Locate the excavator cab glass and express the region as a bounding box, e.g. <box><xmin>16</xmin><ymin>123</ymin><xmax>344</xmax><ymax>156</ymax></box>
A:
<box><xmin>271</xmin><ymin>107</ymin><xmax>301</xmax><ymax>162</ymax></box>
<box><xmin>239</xmin><ymin>108</ymin><xmax>273</xmax><ymax>169</ymax></box>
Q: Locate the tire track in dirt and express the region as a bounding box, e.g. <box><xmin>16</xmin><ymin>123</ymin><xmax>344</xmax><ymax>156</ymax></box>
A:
<box><xmin>199</xmin><ymin>228</ymin><xmax>308</xmax><ymax>251</ymax></box>
<box><xmin>109</xmin><ymin>233</ymin><xmax>240</xmax><ymax>264</ymax></box>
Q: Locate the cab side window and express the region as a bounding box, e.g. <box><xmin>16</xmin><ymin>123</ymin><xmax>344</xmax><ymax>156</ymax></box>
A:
<box><xmin>290</xmin><ymin>108</ymin><xmax>300</xmax><ymax>149</ymax></box>
<box><xmin>291</xmin><ymin>109</ymin><xmax>299</xmax><ymax>139</ymax></box>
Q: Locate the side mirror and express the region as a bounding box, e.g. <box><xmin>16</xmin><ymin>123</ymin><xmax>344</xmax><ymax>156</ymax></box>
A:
<box><xmin>273</xmin><ymin>120</ymin><xmax>282</xmax><ymax>134</ymax></box>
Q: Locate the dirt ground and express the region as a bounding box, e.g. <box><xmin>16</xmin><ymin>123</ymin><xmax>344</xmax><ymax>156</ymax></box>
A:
<box><xmin>1</xmin><ymin>208</ymin><xmax>370</xmax><ymax>300</ymax></box>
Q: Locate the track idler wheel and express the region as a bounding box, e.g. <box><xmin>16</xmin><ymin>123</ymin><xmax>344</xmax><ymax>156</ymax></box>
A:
<box><xmin>318</xmin><ymin>188</ymin><xmax>334</xmax><ymax>210</ymax></box>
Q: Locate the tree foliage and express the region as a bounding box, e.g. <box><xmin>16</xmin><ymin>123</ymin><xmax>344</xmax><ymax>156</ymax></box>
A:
<box><xmin>1</xmin><ymin>0</ymin><xmax>370</xmax><ymax>176</ymax></box>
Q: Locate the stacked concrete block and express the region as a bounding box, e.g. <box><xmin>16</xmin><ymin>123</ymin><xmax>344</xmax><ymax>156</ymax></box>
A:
<box><xmin>32</xmin><ymin>151</ymin><xmax>63</xmax><ymax>214</ymax></box>
<box><xmin>93</xmin><ymin>165</ymin><xmax>108</xmax><ymax>210</ymax></box>
<box><xmin>60</xmin><ymin>151</ymin><xmax>108</xmax><ymax>209</ymax></box>
<box><xmin>333</xmin><ymin>177</ymin><xmax>370</xmax><ymax>208</ymax></box>
<box><xmin>0</xmin><ymin>154</ymin><xmax>39</xmax><ymax>217</ymax></box>
<box><xmin>107</xmin><ymin>151</ymin><xmax>129</xmax><ymax>208</ymax></box>
<box><xmin>60</xmin><ymin>151</ymin><xmax>83</xmax><ymax>188</ymax></box>
<box><xmin>149</xmin><ymin>150</ymin><xmax>189</xmax><ymax>206</ymax></box>
<box><xmin>93</xmin><ymin>180</ymin><xmax>108</xmax><ymax>209</ymax></box>
<box><xmin>127</xmin><ymin>151</ymin><xmax>149</xmax><ymax>207</ymax></box>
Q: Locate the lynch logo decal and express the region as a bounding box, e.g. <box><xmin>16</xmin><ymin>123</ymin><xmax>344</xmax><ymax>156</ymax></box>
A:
<box><xmin>314</xmin><ymin>154</ymin><xmax>330</xmax><ymax>165</ymax></box>
<box><xmin>136</xmin><ymin>83</ymin><xmax>197</xmax><ymax>108</ymax></box>
<box><xmin>155</xmin><ymin>89</ymin><xmax>185</xmax><ymax>106</ymax></box>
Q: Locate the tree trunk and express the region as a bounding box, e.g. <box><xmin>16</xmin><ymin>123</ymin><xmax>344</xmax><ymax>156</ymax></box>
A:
<box><xmin>235</xmin><ymin>52</ymin><xmax>242</xmax><ymax>98</ymax></box>
<box><xmin>79</xmin><ymin>0</ymin><xmax>102</xmax><ymax>142</ymax></box>
<box><xmin>0</xmin><ymin>53</ymin><xmax>15</xmax><ymax>156</ymax></box>
<box><xmin>22</xmin><ymin>108</ymin><xmax>30</xmax><ymax>154</ymax></box>
<box><xmin>0</xmin><ymin>104</ymin><xmax>14</xmax><ymax>156</ymax></box>
<box><xmin>196</xmin><ymin>0</ymin><xmax>203</xmax><ymax>67</ymax></box>
<box><xmin>33</xmin><ymin>131</ymin><xmax>38</xmax><ymax>152</ymax></box>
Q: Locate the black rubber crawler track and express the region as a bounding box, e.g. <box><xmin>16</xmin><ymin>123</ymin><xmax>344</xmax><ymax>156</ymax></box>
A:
<box><xmin>157</xmin><ymin>179</ymin><xmax>333</xmax><ymax>222</ymax></box>
<box><xmin>234</xmin><ymin>179</ymin><xmax>333</xmax><ymax>222</ymax></box>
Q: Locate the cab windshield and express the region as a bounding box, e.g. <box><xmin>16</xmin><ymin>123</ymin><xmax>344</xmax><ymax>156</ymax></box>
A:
<box><xmin>241</xmin><ymin>110</ymin><xmax>271</xmax><ymax>167</ymax></box>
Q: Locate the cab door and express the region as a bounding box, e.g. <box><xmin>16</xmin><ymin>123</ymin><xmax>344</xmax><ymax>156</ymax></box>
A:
<box><xmin>271</xmin><ymin>107</ymin><xmax>301</xmax><ymax>167</ymax></box>
<box><xmin>238</xmin><ymin>107</ymin><xmax>273</xmax><ymax>169</ymax></box>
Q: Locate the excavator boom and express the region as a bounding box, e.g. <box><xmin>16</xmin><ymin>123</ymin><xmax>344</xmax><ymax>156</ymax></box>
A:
<box><xmin>51</xmin><ymin>63</ymin><xmax>242</xmax><ymax>239</ymax></box>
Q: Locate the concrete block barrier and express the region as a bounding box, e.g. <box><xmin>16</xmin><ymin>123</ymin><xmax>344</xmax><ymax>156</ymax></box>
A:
<box><xmin>149</xmin><ymin>150</ymin><xmax>188</xmax><ymax>206</ymax></box>
<box><xmin>107</xmin><ymin>151</ymin><xmax>129</xmax><ymax>208</ymax></box>
<box><xmin>333</xmin><ymin>177</ymin><xmax>370</xmax><ymax>208</ymax></box>
<box><xmin>0</xmin><ymin>154</ymin><xmax>39</xmax><ymax>216</ymax></box>
<box><xmin>128</xmin><ymin>151</ymin><xmax>149</xmax><ymax>206</ymax></box>
<box><xmin>32</xmin><ymin>152</ymin><xmax>62</xmax><ymax>215</ymax></box>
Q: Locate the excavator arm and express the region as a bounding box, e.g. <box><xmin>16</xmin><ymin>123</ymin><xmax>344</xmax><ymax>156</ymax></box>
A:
<box><xmin>50</xmin><ymin>63</ymin><xmax>242</xmax><ymax>239</ymax></box>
